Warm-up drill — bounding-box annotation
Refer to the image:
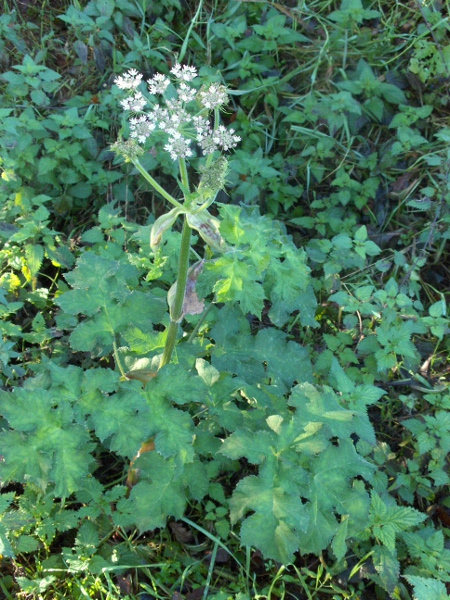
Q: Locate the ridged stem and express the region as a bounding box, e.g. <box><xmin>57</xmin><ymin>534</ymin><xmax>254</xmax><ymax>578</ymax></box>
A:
<box><xmin>159</xmin><ymin>156</ymin><xmax>191</xmax><ymax>368</ymax></box>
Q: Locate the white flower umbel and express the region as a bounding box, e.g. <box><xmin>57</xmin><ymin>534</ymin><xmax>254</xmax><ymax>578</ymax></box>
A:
<box><xmin>211</xmin><ymin>125</ymin><xmax>241</xmax><ymax>151</ymax></box>
<box><xmin>178</xmin><ymin>82</ymin><xmax>197</xmax><ymax>104</ymax></box>
<box><xmin>120</xmin><ymin>91</ymin><xmax>147</xmax><ymax>112</ymax></box>
<box><xmin>170</xmin><ymin>63</ymin><xmax>197</xmax><ymax>82</ymax></box>
<box><xmin>164</xmin><ymin>132</ymin><xmax>193</xmax><ymax>161</ymax></box>
<box><xmin>114</xmin><ymin>64</ymin><xmax>240</xmax><ymax>161</ymax></box>
<box><xmin>129</xmin><ymin>115</ymin><xmax>156</xmax><ymax>144</ymax></box>
<box><xmin>114</xmin><ymin>68</ymin><xmax>142</xmax><ymax>90</ymax></box>
<box><xmin>193</xmin><ymin>116</ymin><xmax>211</xmax><ymax>139</ymax></box>
<box><xmin>198</xmin><ymin>83</ymin><xmax>228</xmax><ymax>110</ymax></box>
<box><xmin>198</xmin><ymin>124</ymin><xmax>241</xmax><ymax>155</ymax></box>
<box><xmin>147</xmin><ymin>73</ymin><xmax>170</xmax><ymax>95</ymax></box>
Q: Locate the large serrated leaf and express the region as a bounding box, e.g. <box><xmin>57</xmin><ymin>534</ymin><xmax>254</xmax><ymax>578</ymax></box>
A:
<box><xmin>115</xmin><ymin>454</ymin><xmax>186</xmax><ymax>531</ymax></box>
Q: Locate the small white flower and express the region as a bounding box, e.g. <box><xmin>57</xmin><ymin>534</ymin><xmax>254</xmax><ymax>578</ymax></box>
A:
<box><xmin>129</xmin><ymin>115</ymin><xmax>156</xmax><ymax>144</ymax></box>
<box><xmin>120</xmin><ymin>91</ymin><xmax>147</xmax><ymax>112</ymax></box>
<box><xmin>147</xmin><ymin>73</ymin><xmax>170</xmax><ymax>95</ymax></box>
<box><xmin>149</xmin><ymin>106</ymin><xmax>169</xmax><ymax>129</ymax></box>
<box><xmin>114</xmin><ymin>68</ymin><xmax>142</xmax><ymax>90</ymax></box>
<box><xmin>212</xmin><ymin>125</ymin><xmax>241</xmax><ymax>151</ymax></box>
<box><xmin>171</xmin><ymin>63</ymin><xmax>197</xmax><ymax>82</ymax></box>
<box><xmin>165</xmin><ymin>99</ymin><xmax>192</xmax><ymax>126</ymax></box>
<box><xmin>199</xmin><ymin>125</ymin><xmax>241</xmax><ymax>155</ymax></box>
<box><xmin>178</xmin><ymin>82</ymin><xmax>197</xmax><ymax>103</ymax></box>
<box><xmin>198</xmin><ymin>83</ymin><xmax>228</xmax><ymax>109</ymax></box>
<box><xmin>193</xmin><ymin>116</ymin><xmax>211</xmax><ymax>139</ymax></box>
<box><xmin>164</xmin><ymin>132</ymin><xmax>193</xmax><ymax>160</ymax></box>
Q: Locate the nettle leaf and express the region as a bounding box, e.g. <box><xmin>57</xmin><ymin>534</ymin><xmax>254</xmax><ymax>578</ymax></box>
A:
<box><xmin>25</xmin><ymin>243</ymin><xmax>44</xmax><ymax>278</ymax></box>
<box><xmin>369</xmin><ymin>492</ymin><xmax>426</xmax><ymax>551</ymax></box>
<box><xmin>266</xmin><ymin>247</ymin><xmax>313</xmax><ymax>327</ymax></box>
<box><xmin>402</xmin><ymin>527</ymin><xmax>446</xmax><ymax>564</ymax></box>
<box><xmin>376</xmin><ymin>321</ymin><xmax>418</xmax><ymax>357</ymax></box>
<box><xmin>372</xmin><ymin>545</ymin><xmax>400</xmax><ymax>594</ymax></box>
<box><xmin>405</xmin><ymin>576</ymin><xmax>449</xmax><ymax>600</ymax></box>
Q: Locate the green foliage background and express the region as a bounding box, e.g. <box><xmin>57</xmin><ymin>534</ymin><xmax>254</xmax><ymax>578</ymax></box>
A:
<box><xmin>0</xmin><ymin>0</ymin><xmax>449</xmax><ymax>599</ymax></box>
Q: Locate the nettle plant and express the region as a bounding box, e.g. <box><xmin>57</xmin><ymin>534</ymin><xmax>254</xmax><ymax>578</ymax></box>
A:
<box><xmin>0</xmin><ymin>64</ymin><xmax>432</xmax><ymax>595</ymax></box>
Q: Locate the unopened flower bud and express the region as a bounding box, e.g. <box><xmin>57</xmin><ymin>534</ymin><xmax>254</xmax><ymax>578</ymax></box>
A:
<box><xmin>110</xmin><ymin>138</ymin><xmax>145</xmax><ymax>162</ymax></box>
<box><xmin>198</xmin><ymin>156</ymin><xmax>229</xmax><ymax>201</ymax></box>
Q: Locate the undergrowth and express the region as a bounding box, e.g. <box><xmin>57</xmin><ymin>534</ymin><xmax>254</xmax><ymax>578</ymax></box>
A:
<box><xmin>0</xmin><ymin>0</ymin><xmax>449</xmax><ymax>599</ymax></box>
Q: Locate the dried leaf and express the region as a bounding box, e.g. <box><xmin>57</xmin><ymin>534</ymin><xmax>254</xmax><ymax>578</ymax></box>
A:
<box><xmin>169</xmin><ymin>521</ymin><xmax>193</xmax><ymax>543</ymax></box>
<box><xmin>183</xmin><ymin>260</ymin><xmax>205</xmax><ymax>316</ymax></box>
<box><xmin>168</xmin><ymin>261</ymin><xmax>205</xmax><ymax>322</ymax></box>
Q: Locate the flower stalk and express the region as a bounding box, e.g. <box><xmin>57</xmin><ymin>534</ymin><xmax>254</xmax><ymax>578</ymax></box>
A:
<box><xmin>113</xmin><ymin>62</ymin><xmax>240</xmax><ymax>486</ymax></box>
<box><xmin>132</xmin><ymin>158</ymin><xmax>184</xmax><ymax>210</ymax></box>
<box><xmin>159</xmin><ymin>157</ymin><xmax>192</xmax><ymax>368</ymax></box>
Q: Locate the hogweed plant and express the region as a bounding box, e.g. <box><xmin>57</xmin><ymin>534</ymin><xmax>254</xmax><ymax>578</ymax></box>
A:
<box><xmin>112</xmin><ymin>64</ymin><xmax>240</xmax><ymax>486</ymax></box>
<box><xmin>112</xmin><ymin>64</ymin><xmax>240</xmax><ymax>370</ymax></box>
<box><xmin>0</xmin><ymin>62</ymin><xmax>443</xmax><ymax>600</ymax></box>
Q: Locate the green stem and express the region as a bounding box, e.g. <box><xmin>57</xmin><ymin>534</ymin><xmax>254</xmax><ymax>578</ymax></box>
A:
<box><xmin>160</xmin><ymin>157</ymin><xmax>192</xmax><ymax>368</ymax></box>
<box><xmin>187</xmin><ymin>302</ymin><xmax>213</xmax><ymax>343</ymax></box>
<box><xmin>113</xmin><ymin>338</ymin><xmax>127</xmax><ymax>378</ymax></box>
<box><xmin>178</xmin><ymin>155</ymin><xmax>190</xmax><ymax>191</ymax></box>
<box><xmin>132</xmin><ymin>158</ymin><xmax>184</xmax><ymax>210</ymax></box>
<box><xmin>159</xmin><ymin>217</ymin><xmax>192</xmax><ymax>368</ymax></box>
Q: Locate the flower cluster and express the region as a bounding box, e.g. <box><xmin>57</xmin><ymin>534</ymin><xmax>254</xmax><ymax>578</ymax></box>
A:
<box><xmin>114</xmin><ymin>64</ymin><xmax>240</xmax><ymax>161</ymax></box>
